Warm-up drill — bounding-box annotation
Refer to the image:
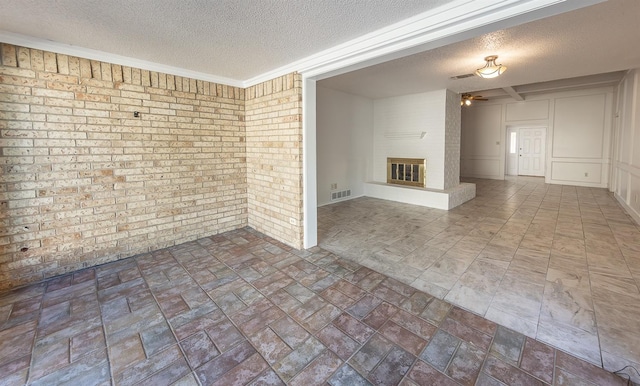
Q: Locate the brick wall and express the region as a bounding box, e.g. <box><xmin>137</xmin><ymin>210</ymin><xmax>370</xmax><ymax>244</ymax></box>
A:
<box><xmin>0</xmin><ymin>43</ymin><xmax>248</xmax><ymax>290</ymax></box>
<box><xmin>245</xmin><ymin>74</ymin><xmax>304</xmax><ymax>249</ymax></box>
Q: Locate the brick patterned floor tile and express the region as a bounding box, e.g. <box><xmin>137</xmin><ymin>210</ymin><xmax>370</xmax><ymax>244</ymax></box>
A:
<box><xmin>368</xmin><ymin>345</ymin><xmax>415</xmax><ymax>386</ymax></box>
<box><xmin>363</xmin><ymin>302</ymin><xmax>399</xmax><ymax>329</ymax></box>
<box><xmin>307</xmin><ymin>274</ymin><xmax>341</xmax><ymax>293</ymax></box>
<box><xmin>300</xmin><ymin>303</ymin><xmax>341</xmax><ymax>333</ymax></box>
<box><xmin>332</xmin><ymin>312</ymin><xmax>375</xmax><ymax>344</ymax></box>
<box><xmin>344</xmin><ymin>266</ymin><xmax>376</xmax><ymax>284</ymax></box>
<box><xmin>30</xmin><ymin>337</ymin><xmax>71</xmax><ymax>379</ymax></box>
<box><xmin>195</xmin><ymin>340</ymin><xmax>257</xmax><ymax>384</ymax></box>
<box><xmin>269</xmin><ymin>289</ymin><xmax>303</xmax><ymax>313</ymax></box>
<box><xmin>490</xmin><ymin>325</ymin><xmax>525</xmax><ymax>365</ymax></box>
<box><xmin>520</xmin><ymin>337</ymin><xmax>555</xmax><ymax>384</ymax></box>
<box><xmin>272</xmin><ymin>336</ymin><xmax>325</xmax><ymax>381</ymax></box>
<box><xmin>446</xmin><ymin>341</ymin><xmax>486</xmax><ymax>386</ymax></box>
<box><xmin>249</xmin><ymin>327</ymin><xmax>292</xmax><ymax>365</ymax></box>
<box><xmin>0</xmin><ymin>229</ymin><xmax>632</xmax><ymax>386</ymax></box>
<box><xmin>420</xmin><ymin>329</ymin><xmax>461</xmax><ymax>371</ymax></box>
<box><xmin>69</xmin><ymin>326</ymin><xmax>106</xmax><ymax>363</ymax></box>
<box><xmin>482</xmin><ymin>355</ymin><xmax>545</xmax><ymax>386</ymax></box>
<box><xmin>140</xmin><ymin>321</ymin><xmax>176</xmax><ymax>356</ymax></box>
<box><xmin>231</xmin><ymin>298</ymin><xmax>273</xmax><ymax>325</ymax></box>
<box><xmin>289</xmin><ymin>349</ymin><xmax>343</xmax><ymax>386</ymax></box>
<box><xmin>355</xmin><ymin>271</ymin><xmax>387</xmax><ymax>292</ymax></box>
<box><xmin>180</xmin><ymin>330</ymin><xmax>220</xmax><ymax>368</ymax></box>
<box><xmin>29</xmin><ymin>348</ymin><xmax>110</xmax><ymax>386</ymax></box>
<box><xmin>172</xmin><ymin>308</ymin><xmax>225</xmax><ymax>340</ymax></box>
<box><xmin>371</xmin><ymin>284</ymin><xmax>406</xmax><ymax>305</ymax></box>
<box><xmin>379</xmin><ymin>320</ymin><xmax>427</xmax><ymax>356</ymax></box>
<box><xmin>0</xmin><ymin>321</ymin><xmax>37</xmax><ymax>365</ymax></box>
<box><xmin>213</xmin><ymin>291</ymin><xmax>247</xmax><ymax>314</ymax></box>
<box><xmin>115</xmin><ymin>344</ymin><xmax>184</xmax><ymax>386</ymax></box>
<box><xmin>270</xmin><ymin>316</ymin><xmax>310</xmax><ymax>349</ymax></box>
<box><xmin>390</xmin><ymin>309</ymin><xmax>437</xmax><ymax>341</ymax></box>
<box><xmin>420</xmin><ymin>298</ymin><xmax>452</xmax><ymax>326</ymax></box>
<box><xmin>210</xmin><ymin>352</ymin><xmax>269</xmax><ymax>386</ymax></box>
<box><xmin>205</xmin><ymin>317</ymin><xmax>246</xmax><ymax>353</ymax></box>
<box><xmin>290</xmin><ymin>295</ymin><xmax>327</xmax><ymax>322</ymax></box>
<box><xmin>400</xmin><ymin>292</ymin><xmax>433</xmax><ymax>315</ymax></box>
<box><xmin>109</xmin><ymin>334</ymin><xmax>146</xmax><ymax>375</ymax></box>
<box><xmin>333</xmin><ymin>279</ymin><xmax>367</xmax><ymax>300</ymax></box>
<box><xmin>475</xmin><ymin>372</ymin><xmax>508</xmax><ymax>386</ymax></box>
<box><xmin>157</xmin><ymin>293</ymin><xmax>191</xmax><ymax>319</ymax></box>
<box><xmin>349</xmin><ymin>333</ymin><xmax>394</xmax><ymax>376</ymax></box>
<box><xmin>408</xmin><ymin>360</ymin><xmax>460</xmax><ymax>386</ymax></box>
<box><xmin>329</xmin><ymin>363</ymin><xmax>373</xmax><ymax>386</ymax></box>
<box><xmin>317</xmin><ymin>324</ymin><xmax>361</xmax><ymax>360</ymax></box>
<box><xmin>448</xmin><ymin>306</ymin><xmax>497</xmax><ymax>336</ymax></box>
<box><xmin>248</xmin><ymin>368</ymin><xmax>285</xmax><ymax>386</ymax></box>
<box><xmin>440</xmin><ymin>316</ymin><xmax>493</xmax><ymax>351</ymax></box>
<box><xmin>235</xmin><ymin>283</ymin><xmax>265</xmax><ymax>305</ymax></box>
<box><xmin>554</xmin><ymin>350</ymin><xmax>626</xmax><ymax>385</ymax></box>
<box><xmin>0</xmin><ymin>354</ymin><xmax>30</xmax><ymax>386</ymax></box>
<box><xmin>240</xmin><ymin>306</ymin><xmax>286</xmax><ymax>336</ymax></box>
<box><xmin>381</xmin><ymin>278</ymin><xmax>417</xmax><ymax>298</ymax></box>
<box><xmin>320</xmin><ymin>286</ymin><xmax>358</xmax><ymax>309</ymax></box>
<box><xmin>136</xmin><ymin>357</ymin><xmax>191</xmax><ymax>386</ymax></box>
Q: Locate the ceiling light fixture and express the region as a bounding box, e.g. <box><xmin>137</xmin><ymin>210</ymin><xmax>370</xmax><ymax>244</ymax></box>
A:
<box><xmin>475</xmin><ymin>55</ymin><xmax>507</xmax><ymax>79</ymax></box>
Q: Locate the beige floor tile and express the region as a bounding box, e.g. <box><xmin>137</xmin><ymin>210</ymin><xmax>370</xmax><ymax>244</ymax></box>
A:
<box><xmin>318</xmin><ymin>177</ymin><xmax>640</xmax><ymax>377</ymax></box>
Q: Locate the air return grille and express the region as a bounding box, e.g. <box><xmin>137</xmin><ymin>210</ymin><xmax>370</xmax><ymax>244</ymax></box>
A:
<box><xmin>331</xmin><ymin>189</ymin><xmax>351</xmax><ymax>201</ymax></box>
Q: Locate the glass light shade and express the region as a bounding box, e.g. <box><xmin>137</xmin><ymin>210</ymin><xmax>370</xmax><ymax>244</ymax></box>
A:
<box><xmin>475</xmin><ymin>56</ymin><xmax>507</xmax><ymax>79</ymax></box>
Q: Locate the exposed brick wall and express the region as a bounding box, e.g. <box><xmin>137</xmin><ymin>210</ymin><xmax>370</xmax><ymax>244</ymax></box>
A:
<box><xmin>0</xmin><ymin>43</ymin><xmax>248</xmax><ymax>290</ymax></box>
<box><xmin>245</xmin><ymin>74</ymin><xmax>304</xmax><ymax>249</ymax></box>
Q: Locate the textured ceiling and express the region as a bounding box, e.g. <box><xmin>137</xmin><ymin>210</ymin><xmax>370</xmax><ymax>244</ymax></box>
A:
<box><xmin>319</xmin><ymin>0</ymin><xmax>640</xmax><ymax>99</ymax></box>
<box><xmin>1</xmin><ymin>0</ymin><xmax>635</xmax><ymax>100</ymax></box>
<box><xmin>0</xmin><ymin>0</ymin><xmax>450</xmax><ymax>81</ymax></box>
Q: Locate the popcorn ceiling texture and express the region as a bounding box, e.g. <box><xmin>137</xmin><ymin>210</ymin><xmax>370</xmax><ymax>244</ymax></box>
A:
<box><xmin>0</xmin><ymin>43</ymin><xmax>303</xmax><ymax>291</ymax></box>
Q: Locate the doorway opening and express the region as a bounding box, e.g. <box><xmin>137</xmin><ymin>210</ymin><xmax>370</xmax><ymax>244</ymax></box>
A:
<box><xmin>506</xmin><ymin>127</ymin><xmax>546</xmax><ymax>177</ymax></box>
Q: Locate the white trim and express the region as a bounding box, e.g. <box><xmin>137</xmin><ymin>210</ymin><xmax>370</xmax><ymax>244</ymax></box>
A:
<box><xmin>0</xmin><ymin>31</ymin><xmax>244</xmax><ymax>88</ymax></box>
<box><xmin>615</xmin><ymin>193</ymin><xmax>640</xmax><ymax>226</ymax></box>
<box><xmin>302</xmin><ymin>77</ymin><xmax>318</xmax><ymax>249</ymax></box>
<box><xmin>1</xmin><ymin>0</ymin><xmax>603</xmax><ymax>90</ymax></box>
<box><xmin>244</xmin><ymin>0</ymin><xmax>604</xmax><ymax>86</ymax></box>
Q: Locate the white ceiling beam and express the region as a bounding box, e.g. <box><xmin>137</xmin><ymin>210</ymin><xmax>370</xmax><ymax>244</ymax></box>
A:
<box><xmin>503</xmin><ymin>86</ymin><xmax>525</xmax><ymax>101</ymax></box>
<box><xmin>245</xmin><ymin>0</ymin><xmax>605</xmax><ymax>86</ymax></box>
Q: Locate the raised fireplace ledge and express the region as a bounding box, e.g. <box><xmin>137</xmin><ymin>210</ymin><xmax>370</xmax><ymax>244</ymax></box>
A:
<box><xmin>364</xmin><ymin>181</ymin><xmax>476</xmax><ymax>210</ymax></box>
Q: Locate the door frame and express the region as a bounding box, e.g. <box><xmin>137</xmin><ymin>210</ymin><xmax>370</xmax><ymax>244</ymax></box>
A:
<box><xmin>505</xmin><ymin>126</ymin><xmax>547</xmax><ymax>178</ymax></box>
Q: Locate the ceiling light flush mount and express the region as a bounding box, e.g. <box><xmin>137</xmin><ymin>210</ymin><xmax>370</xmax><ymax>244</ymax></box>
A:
<box><xmin>475</xmin><ymin>55</ymin><xmax>507</xmax><ymax>79</ymax></box>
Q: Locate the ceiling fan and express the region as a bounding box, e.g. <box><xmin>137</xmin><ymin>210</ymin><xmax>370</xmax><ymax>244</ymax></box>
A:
<box><xmin>460</xmin><ymin>93</ymin><xmax>488</xmax><ymax>106</ymax></box>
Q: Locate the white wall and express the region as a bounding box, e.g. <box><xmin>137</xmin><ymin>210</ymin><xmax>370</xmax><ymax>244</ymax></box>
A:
<box><xmin>316</xmin><ymin>86</ymin><xmax>373</xmax><ymax>206</ymax></box>
<box><xmin>373</xmin><ymin>90</ymin><xmax>455</xmax><ymax>190</ymax></box>
<box><xmin>461</xmin><ymin>87</ymin><xmax>614</xmax><ymax>188</ymax></box>
<box><xmin>613</xmin><ymin>69</ymin><xmax>640</xmax><ymax>223</ymax></box>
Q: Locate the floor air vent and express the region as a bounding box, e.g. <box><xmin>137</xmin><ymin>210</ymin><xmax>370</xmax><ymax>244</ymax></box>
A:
<box><xmin>331</xmin><ymin>189</ymin><xmax>351</xmax><ymax>201</ymax></box>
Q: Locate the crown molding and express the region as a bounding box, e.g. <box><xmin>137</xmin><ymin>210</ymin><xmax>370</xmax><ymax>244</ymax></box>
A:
<box><xmin>243</xmin><ymin>0</ymin><xmax>604</xmax><ymax>87</ymax></box>
<box><xmin>0</xmin><ymin>31</ymin><xmax>244</xmax><ymax>88</ymax></box>
<box><xmin>1</xmin><ymin>0</ymin><xmax>603</xmax><ymax>90</ymax></box>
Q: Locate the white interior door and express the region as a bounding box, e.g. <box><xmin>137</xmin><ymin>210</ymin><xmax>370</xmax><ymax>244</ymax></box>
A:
<box><xmin>518</xmin><ymin>128</ymin><xmax>546</xmax><ymax>177</ymax></box>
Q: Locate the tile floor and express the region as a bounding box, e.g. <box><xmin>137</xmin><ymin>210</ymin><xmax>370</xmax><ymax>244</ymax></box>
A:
<box><xmin>319</xmin><ymin>177</ymin><xmax>640</xmax><ymax>384</ymax></box>
<box><xmin>0</xmin><ymin>227</ymin><xmax>632</xmax><ymax>385</ymax></box>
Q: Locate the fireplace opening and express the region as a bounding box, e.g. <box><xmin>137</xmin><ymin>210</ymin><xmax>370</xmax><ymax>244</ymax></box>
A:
<box><xmin>387</xmin><ymin>158</ymin><xmax>426</xmax><ymax>187</ymax></box>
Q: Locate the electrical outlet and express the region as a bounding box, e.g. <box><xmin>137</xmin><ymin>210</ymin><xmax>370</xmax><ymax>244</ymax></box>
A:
<box><xmin>289</xmin><ymin>217</ymin><xmax>297</xmax><ymax>226</ymax></box>
<box><xmin>330</xmin><ymin>183</ymin><xmax>337</xmax><ymax>190</ymax></box>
